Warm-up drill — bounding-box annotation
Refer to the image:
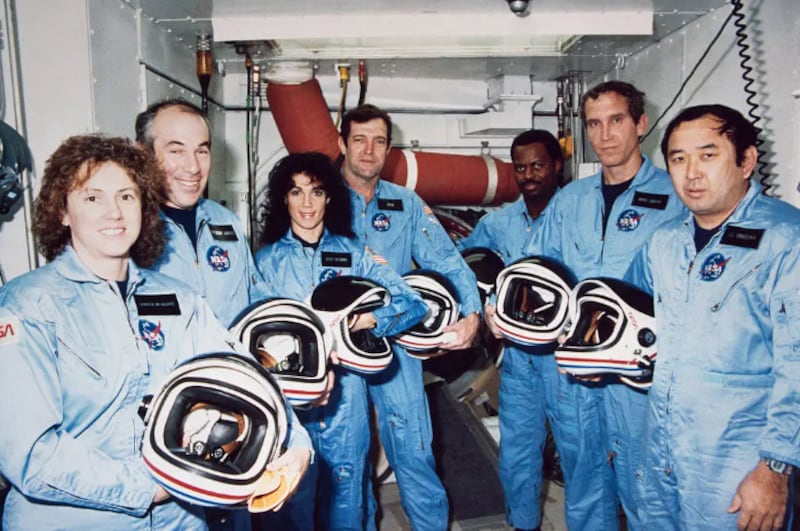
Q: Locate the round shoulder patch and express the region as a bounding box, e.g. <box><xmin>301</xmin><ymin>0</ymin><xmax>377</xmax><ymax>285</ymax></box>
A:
<box><xmin>206</xmin><ymin>245</ymin><xmax>231</xmax><ymax>272</ymax></box>
<box><xmin>699</xmin><ymin>253</ymin><xmax>729</xmax><ymax>282</ymax></box>
<box><xmin>139</xmin><ymin>319</ymin><xmax>166</xmax><ymax>351</ymax></box>
<box><xmin>616</xmin><ymin>209</ymin><xmax>644</xmax><ymax>232</ymax></box>
<box><xmin>372</xmin><ymin>213</ymin><xmax>391</xmax><ymax>232</ymax></box>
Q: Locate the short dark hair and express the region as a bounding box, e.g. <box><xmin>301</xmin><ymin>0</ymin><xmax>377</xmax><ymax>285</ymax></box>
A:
<box><xmin>580</xmin><ymin>80</ymin><xmax>646</xmax><ymax>125</ymax></box>
<box><xmin>135</xmin><ymin>98</ymin><xmax>211</xmax><ymax>153</ymax></box>
<box><xmin>510</xmin><ymin>129</ymin><xmax>563</xmax><ymax>168</ymax></box>
<box><xmin>34</xmin><ymin>134</ymin><xmax>166</xmax><ymax>266</ymax></box>
<box><xmin>661</xmin><ymin>104</ymin><xmax>758</xmax><ymax>167</ymax></box>
<box><xmin>259</xmin><ymin>152</ymin><xmax>355</xmax><ymax>244</ymax></box>
<box><xmin>340</xmin><ymin>104</ymin><xmax>392</xmax><ymax>146</ymax></box>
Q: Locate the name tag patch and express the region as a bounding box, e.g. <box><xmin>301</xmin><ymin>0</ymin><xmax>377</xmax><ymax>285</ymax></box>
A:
<box><xmin>134</xmin><ymin>294</ymin><xmax>182</xmax><ymax>316</ymax></box>
<box><xmin>631</xmin><ymin>192</ymin><xmax>669</xmax><ymax>210</ymax></box>
<box><xmin>321</xmin><ymin>252</ymin><xmax>352</xmax><ymax>267</ymax></box>
<box><xmin>377</xmin><ymin>199</ymin><xmax>403</xmax><ymax>211</ymax></box>
<box><xmin>208</xmin><ymin>224</ymin><xmax>239</xmax><ymax>242</ymax></box>
<box><xmin>720</xmin><ymin>226</ymin><xmax>764</xmax><ymax>249</ymax></box>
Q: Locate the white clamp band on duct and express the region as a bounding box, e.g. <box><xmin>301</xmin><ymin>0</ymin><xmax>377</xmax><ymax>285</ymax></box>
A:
<box><xmin>263</xmin><ymin>61</ymin><xmax>315</xmax><ymax>84</ymax></box>
<box><xmin>401</xmin><ymin>150</ymin><xmax>419</xmax><ymax>191</ymax></box>
<box><xmin>481</xmin><ymin>155</ymin><xmax>498</xmax><ymax>204</ymax></box>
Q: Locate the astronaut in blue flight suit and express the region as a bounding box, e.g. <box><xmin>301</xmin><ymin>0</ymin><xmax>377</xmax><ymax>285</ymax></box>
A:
<box><xmin>0</xmin><ymin>135</ymin><xmax>311</xmax><ymax>531</ymax></box>
<box><xmin>254</xmin><ymin>152</ymin><xmax>428</xmax><ymax>530</ymax></box>
<box><xmin>459</xmin><ymin>129</ymin><xmax>562</xmax><ymax>531</ymax></box>
<box><xmin>135</xmin><ymin>99</ymin><xmax>269</xmax><ymax>328</ymax></box>
<box><xmin>523</xmin><ymin>81</ymin><xmax>686</xmax><ymax>530</ymax></box>
<box><xmin>338</xmin><ymin>104</ymin><xmax>483</xmax><ymax>530</ymax></box>
<box><xmin>625</xmin><ymin>105</ymin><xmax>800</xmax><ymax>531</ymax></box>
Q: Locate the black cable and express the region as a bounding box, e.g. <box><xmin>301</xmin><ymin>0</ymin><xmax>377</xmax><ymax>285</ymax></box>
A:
<box><xmin>730</xmin><ymin>0</ymin><xmax>772</xmax><ymax>195</ymax></box>
<box><xmin>244</xmin><ymin>57</ymin><xmax>253</xmax><ymax>216</ymax></box>
<box><xmin>358</xmin><ymin>81</ymin><xmax>366</xmax><ymax>107</ymax></box>
<box><xmin>641</xmin><ymin>6</ymin><xmax>736</xmax><ymax>143</ymax></box>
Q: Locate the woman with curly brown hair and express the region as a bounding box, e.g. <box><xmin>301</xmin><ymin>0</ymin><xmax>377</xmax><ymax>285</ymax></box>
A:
<box><xmin>33</xmin><ymin>134</ymin><xmax>166</xmax><ymax>268</ymax></box>
<box><xmin>0</xmin><ymin>134</ymin><xmax>311</xmax><ymax>530</ymax></box>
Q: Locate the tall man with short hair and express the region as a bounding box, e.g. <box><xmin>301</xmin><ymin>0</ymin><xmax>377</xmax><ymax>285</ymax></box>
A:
<box><xmin>460</xmin><ymin>129</ymin><xmax>562</xmax><ymax>531</ymax></box>
<box><xmin>627</xmin><ymin>104</ymin><xmax>800</xmax><ymax>531</ymax></box>
<box><xmin>524</xmin><ymin>81</ymin><xmax>686</xmax><ymax>530</ymax></box>
<box><xmin>135</xmin><ymin>99</ymin><xmax>277</xmax><ymax>531</ymax></box>
<box><xmin>339</xmin><ymin>104</ymin><xmax>483</xmax><ymax>530</ymax></box>
<box><xmin>135</xmin><ymin>99</ymin><xmax>270</xmax><ymax>328</ymax></box>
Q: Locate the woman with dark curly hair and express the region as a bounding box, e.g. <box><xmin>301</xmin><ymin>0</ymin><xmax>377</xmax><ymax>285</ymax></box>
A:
<box><xmin>258</xmin><ymin>150</ymin><xmax>355</xmax><ymax>245</ymax></box>
<box><xmin>0</xmin><ymin>135</ymin><xmax>311</xmax><ymax>530</ymax></box>
<box><xmin>254</xmin><ymin>152</ymin><xmax>426</xmax><ymax>531</ymax></box>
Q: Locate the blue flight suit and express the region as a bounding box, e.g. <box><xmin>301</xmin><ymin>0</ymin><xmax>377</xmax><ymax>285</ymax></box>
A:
<box><xmin>152</xmin><ymin>199</ymin><xmax>270</xmax><ymax>328</ymax></box>
<box><xmin>348</xmin><ymin>179</ymin><xmax>482</xmax><ymax>530</ymax></box>
<box><xmin>255</xmin><ymin>228</ymin><xmax>427</xmax><ymax>530</ymax></box>
<box><xmin>0</xmin><ymin>246</ymin><xmax>310</xmax><ymax>530</ymax></box>
<box><xmin>152</xmin><ymin>199</ymin><xmax>274</xmax><ymax>531</ymax></box>
<box><xmin>625</xmin><ymin>182</ymin><xmax>800</xmax><ymax>530</ymax></box>
<box><xmin>458</xmin><ymin>197</ymin><xmax>561</xmax><ymax>530</ymax></box>
<box><xmin>524</xmin><ymin>156</ymin><xmax>686</xmax><ymax>530</ymax></box>
<box><xmin>456</xmin><ymin>198</ymin><xmax>535</xmax><ymax>263</ymax></box>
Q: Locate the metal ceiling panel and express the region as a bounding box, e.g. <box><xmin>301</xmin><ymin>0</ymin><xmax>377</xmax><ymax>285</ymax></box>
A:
<box><xmin>136</xmin><ymin>0</ymin><xmax>731</xmax><ymax>80</ymax></box>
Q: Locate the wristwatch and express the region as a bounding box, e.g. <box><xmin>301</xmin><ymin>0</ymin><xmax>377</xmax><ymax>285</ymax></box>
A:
<box><xmin>763</xmin><ymin>458</ymin><xmax>794</xmax><ymax>475</ymax></box>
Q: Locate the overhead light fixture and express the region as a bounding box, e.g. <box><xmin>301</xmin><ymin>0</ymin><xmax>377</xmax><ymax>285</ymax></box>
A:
<box><xmin>506</xmin><ymin>0</ymin><xmax>530</xmax><ymax>17</ymax></box>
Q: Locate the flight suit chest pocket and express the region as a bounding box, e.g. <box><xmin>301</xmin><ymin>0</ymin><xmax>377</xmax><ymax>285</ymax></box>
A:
<box><xmin>369</xmin><ymin>209</ymin><xmax>406</xmax><ymax>249</ymax></box>
<box><xmin>771</xmin><ymin>294</ymin><xmax>800</xmax><ymax>361</ymax></box>
<box><xmin>56</xmin><ymin>333</ymin><xmax>109</xmax><ymax>384</ymax></box>
<box><xmin>705</xmin><ymin>261</ymin><xmax>763</xmax><ymax>319</ymax></box>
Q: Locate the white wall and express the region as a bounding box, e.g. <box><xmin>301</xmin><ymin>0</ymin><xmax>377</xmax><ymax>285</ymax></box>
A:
<box><xmin>2</xmin><ymin>0</ymin><xmax>798</xmax><ymax>281</ymax></box>
<box><xmin>0</xmin><ymin>0</ymin><xmax>229</xmax><ymax>281</ymax></box>
<box><xmin>601</xmin><ymin>0</ymin><xmax>800</xmax><ymax>206</ymax></box>
<box><xmin>0</xmin><ymin>0</ymin><xmax>95</xmax><ymax>282</ymax></box>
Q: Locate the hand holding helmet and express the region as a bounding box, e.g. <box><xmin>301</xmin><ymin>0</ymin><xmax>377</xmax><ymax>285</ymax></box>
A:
<box><xmin>139</xmin><ymin>353</ymin><xmax>293</xmax><ymax>508</ymax></box>
<box><xmin>310</xmin><ymin>275</ymin><xmax>394</xmax><ymax>374</ymax></box>
<box><xmin>394</xmin><ymin>269</ymin><xmax>462</xmax><ymax>359</ymax></box>
<box><xmin>494</xmin><ymin>256</ymin><xmax>576</xmax><ymax>347</ymax></box>
<box><xmin>248</xmin><ymin>446</ymin><xmax>311</xmax><ymax>513</ymax></box>
<box><xmin>229</xmin><ymin>298</ymin><xmax>333</xmax><ymax>407</ymax></box>
<box><xmin>555</xmin><ymin>278</ymin><xmax>657</xmax><ymax>390</ymax></box>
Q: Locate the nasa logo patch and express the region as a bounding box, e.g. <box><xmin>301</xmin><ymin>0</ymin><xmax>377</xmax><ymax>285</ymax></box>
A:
<box><xmin>699</xmin><ymin>253</ymin><xmax>729</xmax><ymax>282</ymax></box>
<box><xmin>372</xmin><ymin>213</ymin><xmax>391</xmax><ymax>232</ymax></box>
<box><xmin>616</xmin><ymin>209</ymin><xmax>644</xmax><ymax>232</ymax></box>
<box><xmin>319</xmin><ymin>268</ymin><xmax>341</xmax><ymax>283</ymax></box>
<box><xmin>0</xmin><ymin>315</ymin><xmax>21</xmax><ymax>346</ymax></box>
<box><xmin>206</xmin><ymin>245</ymin><xmax>231</xmax><ymax>272</ymax></box>
<box><xmin>139</xmin><ymin>319</ymin><xmax>165</xmax><ymax>351</ymax></box>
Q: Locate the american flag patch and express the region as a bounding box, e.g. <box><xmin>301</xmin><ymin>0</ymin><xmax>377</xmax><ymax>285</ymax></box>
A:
<box><xmin>366</xmin><ymin>246</ymin><xmax>389</xmax><ymax>265</ymax></box>
<box><xmin>422</xmin><ymin>202</ymin><xmax>434</xmax><ymax>216</ymax></box>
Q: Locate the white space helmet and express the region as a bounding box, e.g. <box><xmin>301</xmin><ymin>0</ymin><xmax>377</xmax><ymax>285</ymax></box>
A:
<box><xmin>461</xmin><ymin>247</ymin><xmax>505</xmax><ymax>305</ymax></box>
<box><xmin>555</xmin><ymin>278</ymin><xmax>656</xmax><ymax>390</ymax></box>
<box><xmin>395</xmin><ymin>270</ymin><xmax>461</xmax><ymax>359</ymax></box>
<box><xmin>310</xmin><ymin>275</ymin><xmax>393</xmax><ymax>374</ymax></box>
<box><xmin>494</xmin><ymin>256</ymin><xmax>576</xmax><ymax>347</ymax></box>
<box><xmin>139</xmin><ymin>353</ymin><xmax>288</xmax><ymax>507</ymax></box>
<box><xmin>229</xmin><ymin>298</ymin><xmax>332</xmax><ymax>407</ymax></box>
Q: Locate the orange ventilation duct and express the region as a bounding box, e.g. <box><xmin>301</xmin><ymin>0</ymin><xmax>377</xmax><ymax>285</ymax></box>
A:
<box><xmin>266</xmin><ymin>78</ymin><xmax>519</xmax><ymax>206</ymax></box>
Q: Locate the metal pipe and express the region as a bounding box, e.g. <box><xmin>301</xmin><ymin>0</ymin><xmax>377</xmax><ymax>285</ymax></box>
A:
<box><xmin>140</xmin><ymin>62</ymin><xmax>580</xmax><ymax>119</ymax></box>
<box><xmin>5</xmin><ymin>0</ymin><xmax>38</xmax><ymax>271</ymax></box>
